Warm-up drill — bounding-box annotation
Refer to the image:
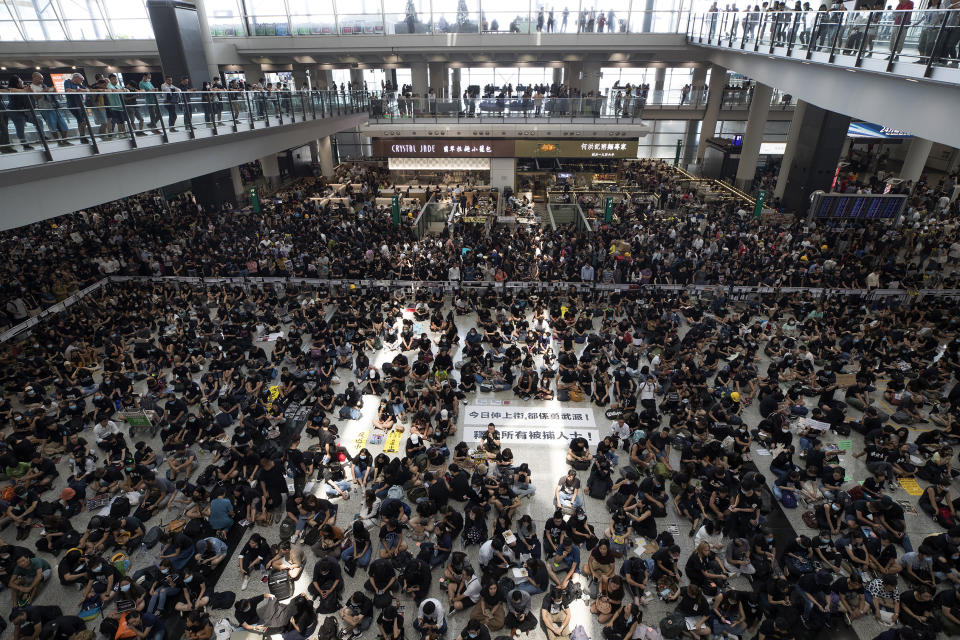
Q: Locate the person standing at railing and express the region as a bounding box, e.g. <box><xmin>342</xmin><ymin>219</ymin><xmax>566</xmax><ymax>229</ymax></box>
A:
<box><xmin>537</xmin><ymin>7</ymin><xmax>545</xmax><ymax>31</ymax></box>
<box><xmin>160</xmin><ymin>75</ymin><xmax>181</xmax><ymax>131</ymax></box>
<box><xmin>123</xmin><ymin>79</ymin><xmax>146</xmax><ymax>134</ymax></box>
<box><xmin>201</xmin><ymin>81</ymin><xmax>215</xmax><ymax>125</ymax></box>
<box><xmin>138</xmin><ymin>74</ymin><xmax>162</xmax><ymax>131</ymax></box>
<box><xmin>178</xmin><ymin>76</ymin><xmax>194</xmax><ymax>127</ymax></box>
<box><xmin>105</xmin><ymin>73</ymin><xmax>127</xmax><ymax>139</ymax></box>
<box><xmin>3</xmin><ymin>76</ymin><xmax>39</xmax><ymax>150</ymax></box>
<box><xmin>62</xmin><ymin>72</ymin><xmax>89</xmax><ymax>144</ymax></box>
<box><xmin>888</xmin><ymin>0</ymin><xmax>914</xmax><ymax>60</ymax></box>
<box><xmin>708</xmin><ymin>1</ymin><xmax>719</xmax><ymax>39</ymax></box>
<box><xmin>727</xmin><ymin>4</ymin><xmax>739</xmax><ymax>39</ymax></box>
<box><xmin>607</xmin><ymin>9</ymin><xmax>615</xmax><ymax>31</ymax></box>
<box><xmin>934</xmin><ymin>0</ymin><xmax>960</xmax><ymax>66</ymax></box>
<box><xmin>562</xmin><ymin>6</ymin><xmax>569</xmax><ymax>31</ymax></box>
<box><xmin>547</xmin><ymin>8</ymin><xmax>556</xmax><ymax>31</ymax></box>
<box><xmin>29</xmin><ymin>72</ymin><xmax>72</xmax><ymax>147</ymax></box>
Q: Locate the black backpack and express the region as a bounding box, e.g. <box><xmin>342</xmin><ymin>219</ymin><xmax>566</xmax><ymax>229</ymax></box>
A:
<box><xmin>317</xmin><ymin>616</ymin><xmax>339</xmax><ymax>640</ymax></box>
<box><xmin>142</xmin><ymin>526</ymin><xmax>163</xmax><ymax>549</ymax></box>
<box><xmin>208</xmin><ymin>590</ymin><xmax>236</xmax><ymax>609</ymax></box>
<box><xmin>109</xmin><ymin>495</ymin><xmax>131</xmax><ymax>518</ymax></box>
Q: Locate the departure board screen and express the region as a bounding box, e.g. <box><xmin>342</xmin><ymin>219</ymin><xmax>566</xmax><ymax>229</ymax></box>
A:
<box><xmin>811</xmin><ymin>193</ymin><xmax>907</xmax><ymax>220</ymax></box>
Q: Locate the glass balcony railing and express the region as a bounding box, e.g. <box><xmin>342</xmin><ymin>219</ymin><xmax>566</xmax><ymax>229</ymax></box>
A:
<box><xmin>366</xmin><ymin>87</ymin><xmax>794</xmax><ymax>122</ymax></box>
<box><xmin>0</xmin><ymin>90</ymin><xmax>368</xmax><ymax>162</ymax></box>
<box><xmin>687</xmin><ymin>9</ymin><xmax>960</xmax><ymax>76</ymax></box>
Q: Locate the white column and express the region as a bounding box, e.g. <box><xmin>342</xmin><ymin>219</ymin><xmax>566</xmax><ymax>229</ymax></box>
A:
<box><xmin>349</xmin><ymin>68</ymin><xmax>365</xmax><ymax>91</ymax></box>
<box><xmin>581</xmin><ymin>61</ymin><xmax>601</xmax><ymax>95</ymax></box>
<box><xmin>696</xmin><ymin>65</ymin><xmax>727</xmax><ymax>163</ymax></box>
<box><xmin>690</xmin><ymin>65</ymin><xmax>707</xmax><ymax>106</ymax></box>
<box><xmin>652</xmin><ymin>67</ymin><xmax>666</xmax><ymax>104</ymax></box>
<box><xmin>774</xmin><ymin>100</ymin><xmax>809</xmax><ymax>200</ymax></box>
<box><xmin>735</xmin><ymin>82</ymin><xmax>773</xmax><ymax>191</ymax></box>
<box><xmin>260</xmin><ymin>154</ymin><xmax>281</xmax><ymax>188</ymax></box>
<box><xmin>229</xmin><ymin>165</ymin><xmax>245</xmax><ymax>199</ymax></box>
<box><xmin>428</xmin><ymin>62</ymin><xmax>448</xmax><ymax>97</ymax></box>
<box><xmin>900</xmin><ymin>137</ymin><xmax>934</xmax><ymax>183</ymax></box>
<box><xmin>317</xmin><ymin>136</ymin><xmax>335</xmax><ymax>177</ymax></box>
<box><xmin>411</xmin><ymin>63</ymin><xmax>428</xmax><ymax>95</ymax></box>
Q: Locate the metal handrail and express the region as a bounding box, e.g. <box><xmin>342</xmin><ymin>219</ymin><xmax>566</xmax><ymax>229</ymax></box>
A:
<box><xmin>687</xmin><ymin>8</ymin><xmax>960</xmax><ymax>76</ymax></box>
<box><xmin>0</xmin><ymin>89</ymin><xmax>369</xmax><ymax>162</ymax></box>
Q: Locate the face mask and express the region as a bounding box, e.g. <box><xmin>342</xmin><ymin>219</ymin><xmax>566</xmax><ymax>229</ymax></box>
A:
<box><xmin>161</xmin><ymin>568</ymin><xmax>169</xmax><ymax>575</ymax></box>
<box><xmin>660</xmin><ymin>589</ymin><xmax>672</xmax><ymax>598</ymax></box>
<box><xmin>831</xmin><ymin>504</ymin><xmax>840</xmax><ymax>511</ymax></box>
<box><xmin>120</xmin><ymin>584</ymin><xmax>131</xmax><ymax>592</ymax></box>
<box><xmin>184</xmin><ymin>575</ymin><xmax>193</xmax><ymax>583</ymax></box>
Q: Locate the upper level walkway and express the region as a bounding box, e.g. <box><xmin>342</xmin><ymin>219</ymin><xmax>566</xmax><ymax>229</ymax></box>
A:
<box><xmin>0</xmin><ymin>89</ymin><xmax>367</xmax><ymax>229</ymax></box>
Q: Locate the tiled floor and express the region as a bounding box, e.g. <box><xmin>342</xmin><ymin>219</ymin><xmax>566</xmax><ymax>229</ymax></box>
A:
<box><xmin>4</xmin><ymin>293</ymin><xmax>952</xmax><ymax>640</ymax></box>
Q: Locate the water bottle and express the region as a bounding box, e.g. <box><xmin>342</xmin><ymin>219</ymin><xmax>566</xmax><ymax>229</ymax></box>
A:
<box><xmin>138</xmin><ymin>543</ymin><xmax>147</xmax><ymax>558</ymax></box>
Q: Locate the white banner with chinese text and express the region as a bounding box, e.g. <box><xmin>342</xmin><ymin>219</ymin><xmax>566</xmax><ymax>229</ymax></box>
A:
<box><xmin>461</xmin><ymin>404</ymin><xmax>598</xmax><ymax>444</ymax></box>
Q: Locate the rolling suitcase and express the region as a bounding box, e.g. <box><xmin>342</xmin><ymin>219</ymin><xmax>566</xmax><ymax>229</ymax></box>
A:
<box><xmin>268</xmin><ymin>569</ymin><xmax>294</xmax><ymax>599</ymax></box>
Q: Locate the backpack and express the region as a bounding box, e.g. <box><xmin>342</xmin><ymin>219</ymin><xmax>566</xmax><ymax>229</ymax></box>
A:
<box><xmin>659</xmin><ymin>612</ymin><xmax>685</xmax><ymax>640</ymax></box>
<box><xmin>111</xmin><ymin>552</ymin><xmax>130</xmax><ymax>576</ymax></box>
<box><xmin>208</xmin><ymin>591</ymin><xmax>236</xmax><ymax>609</ymax></box>
<box><xmin>109</xmin><ymin>495</ymin><xmax>131</xmax><ymax>518</ymax></box>
<box><xmin>279</xmin><ymin>517</ymin><xmax>297</xmax><ymax>541</ymax></box>
<box><xmin>142</xmin><ymin>526</ymin><xmax>163</xmax><ymax>550</ymax></box>
<box><xmin>317</xmin><ymin>615</ymin><xmax>339</xmax><ymax>640</ymax></box>
<box><xmin>780</xmin><ymin>490</ymin><xmax>798</xmax><ymax>509</ymax></box>
<box><xmin>184</xmin><ymin>518</ymin><xmax>212</xmax><ymax>540</ymax></box>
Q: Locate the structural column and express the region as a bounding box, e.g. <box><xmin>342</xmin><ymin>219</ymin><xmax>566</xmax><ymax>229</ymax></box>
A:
<box><xmin>581</xmin><ymin>61</ymin><xmax>601</xmax><ymax>95</ymax></box>
<box><xmin>315</xmin><ymin>136</ymin><xmax>335</xmax><ymax>177</ymax></box>
<box><xmin>552</xmin><ymin>67</ymin><xmax>563</xmax><ymax>87</ymax></box>
<box><xmin>229</xmin><ymin>165</ymin><xmax>245</xmax><ymax>200</ymax></box>
<box><xmin>259</xmin><ymin>154</ymin><xmax>281</xmax><ymax>188</ymax></box>
<box><xmin>291</xmin><ymin>65</ymin><xmax>309</xmax><ymax>90</ymax></box>
<box><xmin>146</xmin><ymin>0</ymin><xmax>215</xmax><ymax>84</ymax></box>
<box><xmin>682</xmin><ymin>120</ymin><xmax>699</xmax><ymax>167</ymax></box>
<box><xmin>451</xmin><ymin>68</ymin><xmax>462</xmax><ymax>100</ymax></box>
<box><xmin>428</xmin><ymin>62</ymin><xmax>448</xmax><ymax>97</ymax></box>
<box><xmin>899</xmin><ymin>137</ymin><xmax>934</xmax><ymax>183</ymax></box>
<box><xmin>696</xmin><ymin>64</ymin><xmax>727</xmax><ymax>163</ymax></box>
<box><xmin>242</xmin><ymin>63</ymin><xmax>263</xmax><ymax>85</ymax></box>
<box><xmin>411</xmin><ymin>62</ymin><xmax>429</xmax><ymax>95</ymax></box>
<box><xmin>564</xmin><ymin>62</ymin><xmax>582</xmax><ymax>91</ymax></box>
<box><xmin>773</xmin><ymin>100</ymin><xmax>850</xmax><ymax>212</ymax></box>
<box><xmin>349</xmin><ymin>68</ymin><xmax>365</xmax><ymax>91</ymax></box>
<box><xmin>734</xmin><ymin>82</ymin><xmax>772</xmax><ymax>191</ymax></box>
<box><xmin>652</xmin><ymin>67</ymin><xmax>666</xmax><ymax>104</ymax></box>
<box><xmin>192</xmin><ymin>0</ymin><xmax>220</xmax><ymax>82</ymax></box>
<box><xmin>690</xmin><ymin>65</ymin><xmax>707</xmax><ymax>107</ymax></box>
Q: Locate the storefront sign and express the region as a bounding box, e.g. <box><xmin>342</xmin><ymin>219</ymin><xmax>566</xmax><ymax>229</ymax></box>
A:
<box><xmin>846</xmin><ymin>122</ymin><xmax>912</xmax><ymax>139</ymax></box>
<box><xmin>373</xmin><ymin>138</ymin><xmax>514</xmax><ymax>157</ymax></box>
<box><xmin>515</xmin><ymin>139</ymin><xmax>638</xmax><ymax>158</ymax></box>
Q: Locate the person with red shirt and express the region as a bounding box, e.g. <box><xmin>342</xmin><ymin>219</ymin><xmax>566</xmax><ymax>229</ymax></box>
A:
<box><xmin>889</xmin><ymin>0</ymin><xmax>914</xmax><ymax>60</ymax></box>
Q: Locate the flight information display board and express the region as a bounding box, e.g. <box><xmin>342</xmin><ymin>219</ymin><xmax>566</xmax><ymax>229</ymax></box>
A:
<box><xmin>810</xmin><ymin>193</ymin><xmax>907</xmax><ymax>220</ymax></box>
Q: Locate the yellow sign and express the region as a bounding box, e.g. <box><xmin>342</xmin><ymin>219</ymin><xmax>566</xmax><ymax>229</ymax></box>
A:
<box><xmin>353</xmin><ymin>431</ymin><xmax>368</xmax><ymax>452</ymax></box>
<box><xmin>383</xmin><ymin>430</ymin><xmax>403</xmax><ymax>453</ymax></box>
<box><xmin>268</xmin><ymin>385</ymin><xmax>280</xmax><ymax>403</ymax></box>
<box><xmin>899</xmin><ymin>478</ymin><xmax>923</xmax><ymax>496</ymax></box>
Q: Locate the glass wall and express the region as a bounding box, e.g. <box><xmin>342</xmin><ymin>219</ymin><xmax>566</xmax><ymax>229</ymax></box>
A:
<box><xmin>600</xmin><ymin>67</ymin><xmax>695</xmax><ymax>103</ymax></box>
<box><xmin>0</xmin><ymin>0</ymin><xmax>691</xmax><ymax>40</ymax></box>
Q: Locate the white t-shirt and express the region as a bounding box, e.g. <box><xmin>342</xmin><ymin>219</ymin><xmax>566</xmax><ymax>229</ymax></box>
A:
<box><xmin>463</xmin><ymin>576</ymin><xmax>482</xmax><ymax>602</ymax></box>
